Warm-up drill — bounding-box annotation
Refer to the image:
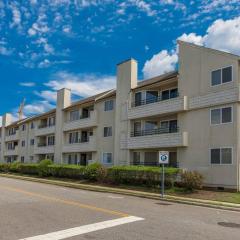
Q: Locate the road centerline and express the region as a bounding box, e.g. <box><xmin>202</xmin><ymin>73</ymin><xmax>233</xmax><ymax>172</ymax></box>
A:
<box><xmin>0</xmin><ymin>185</ymin><xmax>129</xmax><ymax>217</ymax></box>
<box><xmin>18</xmin><ymin>216</ymin><xmax>144</xmax><ymax>240</ymax></box>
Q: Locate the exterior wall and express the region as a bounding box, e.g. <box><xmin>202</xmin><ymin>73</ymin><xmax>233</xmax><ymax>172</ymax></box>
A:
<box><xmin>95</xmin><ymin>98</ymin><xmax>115</xmax><ymax>166</ymax></box>
<box><xmin>178</xmin><ymin>41</ymin><xmax>240</xmax><ymax>190</ymax></box>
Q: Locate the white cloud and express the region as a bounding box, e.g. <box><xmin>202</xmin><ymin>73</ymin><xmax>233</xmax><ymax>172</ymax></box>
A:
<box><xmin>0</xmin><ymin>116</ymin><xmax>2</xmax><ymax>127</ymax></box>
<box><xmin>45</xmin><ymin>71</ymin><xmax>116</xmax><ymax>97</ymax></box>
<box><xmin>0</xmin><ymin>45</ymin><xmax>13</xmax><ymax>56</ymax></box>
<box><xmin>24</xmin><ymin>101</ymin><xmax>55</xmax><ymax>115</ymax></box>
<box><xmin>38</xmin><ymin>59</ymin><xmax>51</xmax><ymax>68</ymax></box>
<box><xmin>202</xmin><ymin>17</ymin><xmax>240</xmax><ymax>55</ymax></box>
<box><xmin>19</xmin><ymin>82</ymin><xmax>36</xmax><ymax>87</ymax></box>
<box><xmin>143</xmin><ymin>16</ymin><xmax>240</xmax><ymax>79</ymax></box>
<box><xmin>34</xmin><ymin>90</ymin><xmax>57</xmax><ymax>102</ymax></box>
<box><xmin>178</xmin><ymin>33</ymin><xmax>203</xmax><ymax>46</ymax></box>
<box><xmin>130</xmin><ymin>0</ymin><xmax>156</xmax><ymax>16</ymax></box>
<box><xmin>10</xmin><ymin>4</ymin><xmax>21</xmax><ymax>28</ymax></box>
<box><xmin>143</xmin><ymin>50</ymin><xmax>178</xmax><ymax>78</ymax></box>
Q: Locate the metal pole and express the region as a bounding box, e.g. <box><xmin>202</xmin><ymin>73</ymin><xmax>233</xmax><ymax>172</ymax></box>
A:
<box><xmin>161</xmin><ymin>164</ymin><xmax>165</xmax><ymax>198</ymax></box>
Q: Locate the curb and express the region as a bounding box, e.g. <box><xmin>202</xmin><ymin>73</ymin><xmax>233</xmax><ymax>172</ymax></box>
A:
<box><xmin>1</xmin><ymin>173</ymin><xmax>240</xmax><ymax>212</ymax></box>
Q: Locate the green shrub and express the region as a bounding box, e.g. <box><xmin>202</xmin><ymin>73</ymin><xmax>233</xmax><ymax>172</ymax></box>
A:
<box><xmin>47</xmin><ymin>164</ymin><xmax>85</xmax><ymax>179</ymax></box>
<box><xmin>38</xmin><ymin>159</ymin><xmax>53</xmax><ymax>177</ymax></box>
<box><xmin>0</xmin><ymin>163</ymin><xmax>11</xmax><ymax>173</ymax></box>
<box><xmin>9</xmin><ymin>161</ymin><xmax>22</xmax><ymax>173</ymax></box>
<box><xmin>107</xmin><ymin>166</ymin><xmax>179</xmax><ymax>187</ymax></box>
<box><xmin>85</xmin><ymin>163</ymin><xmax>103</xmax><ymax>181</ymax></box>
<box><xmin>180</xmin><ymin>170</ymin><xmax>204</xmax><ymax>191</ymax></box>
<box><xmin>19</xmin><ymin>164</ymin><xmax>39</xmax><ymax>175</ymax></box>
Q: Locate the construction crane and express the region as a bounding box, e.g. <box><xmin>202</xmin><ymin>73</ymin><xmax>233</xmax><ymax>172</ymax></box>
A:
<box><xmin>18</xmin><ymin>98</ymin><xmax>25</xmax><ymax>120</ymax></box>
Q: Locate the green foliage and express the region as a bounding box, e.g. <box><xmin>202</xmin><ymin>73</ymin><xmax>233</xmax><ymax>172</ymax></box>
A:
<box><xmin>0</xmin><ymin>161</ymin><xmax>180</xmax><ymax>189</ymax></box>
<box><xmin>180</xmin><ymin>170</ymin><xmax>204</xmax><ymax>191</ymax></box>
<box><xmin>0</xmin><ymin>163</ymin><xmax>10</xmax><ymax>173</ymax></box>
<box><xmin>47</xmin><ymin>164</ymin><xmax>85</xmax><ymax>179</ymax></box>
<box><xmin>38</xmin><ymin>159</ymin><xmax>53</xmax><ymax>177</ymax></box>
<box><xmin>107</xmin><ymin>166</ymin><xmax>179</xmax><ymax>187</ymax></box>
<box><xmin>85</xmin><ymin>163</ymin><xmax>103</xmax><ymax>181</ymax></box>
<box><xmin>9</xmin><ymin>161</ymin><xmax>22</xmax><ymax>173</ymax></box>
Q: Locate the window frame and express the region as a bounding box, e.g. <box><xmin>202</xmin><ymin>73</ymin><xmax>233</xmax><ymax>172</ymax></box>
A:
<box><xmin>210</xmin><ymin>106</ymin><xmax>233</xmax><ymax>125</ymax></box>
<box><xmin>104</xmin><ymin>99</ymin><xmax>114</xmax><ymax>111</ymax></box>
<box><xmin>103</xmin><ymin>126</ymin><xmax>113</xmax><ymax>137</ymax></box>
<box><xmin>102</xmin><ymin>152</ymin><xmax>113</xmax><ymax>165</ymax></box>
<box><xmin>211</xmin><ymin>66</ymin><xmax>233</xmax><ymax>87</ymax></box>
<box><xmin>209</xmin><ymin>147</ymin><xmax>233</xmax><ymax>165</ymax></box>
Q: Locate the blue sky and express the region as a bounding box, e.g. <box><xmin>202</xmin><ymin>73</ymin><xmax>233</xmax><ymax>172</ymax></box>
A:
<box><xmin>0</xmin><ymin>0</ymin><xmax>240</xmax><ymax>121</ymax></box>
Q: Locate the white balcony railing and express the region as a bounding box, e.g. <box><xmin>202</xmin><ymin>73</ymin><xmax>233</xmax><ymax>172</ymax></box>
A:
<box><xmin>5</xmin><ymin>131</ymin><xmax>19</xmax><ymax>142</ymax></box>
<box><xmin>4</xmin><ymin>146</ymin><xmax>19</xmax><ymax>156</ymax></box>
<box><xmin>63</xmin><ymin>111</ymin><xmax>97</xmax><ymax>132</ymax></box>
<box><xmin>121</xmin><ymin>132</ymin><xmax>188</xmax><ymax>150</ymax></box>
<box><xmin>63</xmin><ymin>136</ymin><xmax>97</xmax><ymax>153</ymax></box>
<box><xmin>34</xmin><ymin>145</ymin><xmax>55</xmax><ymax>154</ymax></box>
<box><xmin>128</xmin><ymin>96</ymin><xmax>188</xmax><ymax>119</ymax></box>
<box><xmin>35</xmin><ymin>125</ymin><xmax>56</xmax><ymax>136</ymax></box>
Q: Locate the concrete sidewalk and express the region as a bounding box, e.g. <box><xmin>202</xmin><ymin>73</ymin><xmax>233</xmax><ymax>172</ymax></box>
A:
<box><xmin>1</xmin><ymin>173</ymin><xmax>240</xmax><ymax>212</ymax></box>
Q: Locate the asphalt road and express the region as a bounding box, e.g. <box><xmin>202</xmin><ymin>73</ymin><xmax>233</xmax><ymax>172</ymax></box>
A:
<box><xmin>0</xmin><ymin>177</ymin><xmax>240</xmax><ymax>240</ymax></box>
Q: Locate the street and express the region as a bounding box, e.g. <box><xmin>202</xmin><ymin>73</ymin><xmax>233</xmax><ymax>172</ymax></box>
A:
<box><xmin>0</xmin><ymin>176</ymin><xmax>239</xmax><ymax>240</ymax></box>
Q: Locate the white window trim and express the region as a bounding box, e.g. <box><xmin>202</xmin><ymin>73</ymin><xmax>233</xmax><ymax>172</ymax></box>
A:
<box><xmin>211</xmin><ymin>65</ymin><xmax>233</xmax><ymax>87</ymax></box>
<box><xmin>209</xmin><ymin>147</ymin><xmax>233</xmax><ymax>165</ymax></box>
<box><xmin>210</xmin><ymin>106</ymin><xmax>233</xmax><ymax>125</ymax></box>
<box><xmin>102</xmin><ymin>152</ymin><xmax>113</xmax><ymax>165</ymax></box>
<box><xmin>104</xmin><ymin>99</ymin><xmax>114</xmax><ymax>111</ymax></box>
<box><xmin>103</xmin><ymin>126</ymin><xmax>113</xmax><ymax>137</ymax></box>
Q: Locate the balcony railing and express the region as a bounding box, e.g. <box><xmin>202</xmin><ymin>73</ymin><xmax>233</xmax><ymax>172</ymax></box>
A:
<box><xmin>38</xmin><ymin>124</ymin><xmax>55</xmax><ymax>129</ymax></box>
<box><xmin>69</xmin><ymin>114</ymin><xmax>90</xmax><ymax>122</ymax></box>
<box><xmin>131</xmin><ymin>127</ymin><xmax>179</xmax><ymax>137</ymax></box>
<box><xmin>38</xmin><ymin>143</ymin><xmax>54</xmax><ymax>147</ymax></box>
<box><xmin>69</xmin><ymin>137</ymin><xmax>89</xmax><ymax>144</ymax></box>
<box><xmin>131</xmin><ymin>93</ymin><xmax>179</xmax><ymax>108</ymax></box>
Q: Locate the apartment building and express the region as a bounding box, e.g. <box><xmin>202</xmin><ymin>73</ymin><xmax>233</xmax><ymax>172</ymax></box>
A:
<box><xmin>0</xmin><ymin>41</ymin><xmax>240</xmax><ymax>190</ymax></box>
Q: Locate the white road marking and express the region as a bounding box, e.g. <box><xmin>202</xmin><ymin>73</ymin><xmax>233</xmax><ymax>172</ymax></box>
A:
<box><xmin>19</xmin><ymin>216</ymin><xmax>144</xmax><ymax>240</ymax></box>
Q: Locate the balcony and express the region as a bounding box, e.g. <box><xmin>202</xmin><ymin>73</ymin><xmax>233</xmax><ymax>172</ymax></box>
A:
<box><xmin>5</xmin><ymin>131</ymin><xmax>19</xmax><ymax>142</ymax></box>
<box><xmin>35</xmin><ymin>125</ymin><xmax>55</xmax><ymax>136</ymax></box>
<box><xmin>4</xmin><ymin>146</ymin><xmax>19</xmax><ymax>156</ymax></box>
<box><xmin>128</xmin><ymin>96</ymin><xmax>188</xmax><ymax>119</ymax></box>
<box><xmin>63</xmin><ymin>136</ymin><xmax>97</xmax><ymax>153</ymax></box>
<box><xmin>122</xmin><ymin>128</ymin><xmax>188</xmax><ymax>149</ymax></box>
<box><xmin>63</xmin><ymin>110</ymin><xmax>97</xmax><ymax>132</ymax></box>
<box><xmin>34</xmin><ymin>143</ymin><xmax>55</xmax><ymax>155</ymax></box>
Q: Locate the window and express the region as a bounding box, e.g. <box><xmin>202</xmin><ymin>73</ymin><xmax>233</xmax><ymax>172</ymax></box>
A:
<box><xmin>21</xmin><ymin>156</ymin><xmax>24</xmax><ymax>163</ymax></box>
<box><xmin>30</xmin><ymin>139</ymin><xmax>35</xmax><ymax>146</ymax></box>
<box><xmin>146</xmin><ymin>91</ymin><xmax>158</xmax><ymax>104</ymax></box>
<box><xmin>211</xmin><ymin>107</ymin><xmax>232</xmax><ymax>125</ymax></box>
<box><xmin>135</xmin><ymin>92</ymin><xmax>142</xmax><ymax>106</ymax></box>
<box><xmin>70</xmin><ymin>110</ymin><xmax>79</xmax><ymax>121</ymax></box>
<box><xmin>104</xmin><ymin>100</ymin><xmax>114</xmax><ymax>111</ymax></box>
<box><xmin>22</xmin><ymin>125</ymin><xmax>26</xmax><ymax>131</ymax></box>
<box><xmin>161</xmin><ymin>120</ymin><xmax>178</xmax><ymax>133</ymax></box>
<box><xmin>69</xmin><ymin>132</ymin><xmax>79</xmax><ymax>144</ymax></box>
<box><xmin>47</xmin><ymin>136</ymin><xmax>55</xmax><ymax>146</ymax></box>
<box><xmin>104</xmin><ymin>127</ymin><xmax>112</xmax><ymax>137</ymax></box>
<box><xmin>102</xmin><ymin>153</ymin><xmax>112</xmax><ymax>164</ymax></box>
<box><xmin>21</xmin><ymin>140</ymin><xmax>25</xmax><ymax>147</ymax></box>
<box><xmin>31</xmin><ymin>122</ymin><xmax>35</xmax><ymax>129</ymax></box>
<box><xmin>161</xmin><ymin>88</ymin><xmax>178</xmax><ymax>100</ymax></box>
<box><xmin>210</xmin><ymin>148</ymin><xmax>232</xmax><ymax>164</ymax></box>
<box><xmin>49</xmin><ymin>117</ymin><xmax>55</xmax><ymax>126</ymax></box>
<box><xmin>30</xmin><ymin>156</ymin><xmax>34</xmax><ymax>162</ymax></box>
<box><xmin>211</xmin><ymin>66</ymin><xmax>232</xmax><ymax>86</ymax></box>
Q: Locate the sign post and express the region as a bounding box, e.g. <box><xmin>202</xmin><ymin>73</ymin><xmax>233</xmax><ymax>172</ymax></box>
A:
<box><xmin>159</xmin><ymin>151</ymin><xmax>169</xmax><ymax>198</ymax></box>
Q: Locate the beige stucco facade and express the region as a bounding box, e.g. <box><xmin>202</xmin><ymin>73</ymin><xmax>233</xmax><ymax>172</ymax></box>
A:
<box><xmin>0</xmin><ymin>41</ymin><xmax>240</xmax><ymax>190</ymax></box>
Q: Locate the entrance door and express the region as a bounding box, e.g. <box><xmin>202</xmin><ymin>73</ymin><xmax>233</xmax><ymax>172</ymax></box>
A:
<box><xmin>80</xmin><ymin>154</ymin><xmax>87</xmax><ymax>166</ymax></box>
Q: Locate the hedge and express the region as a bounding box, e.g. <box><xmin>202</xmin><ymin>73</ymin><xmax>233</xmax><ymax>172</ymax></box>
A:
<box><xmin>0</xmin><ymin>161</ymin><xmax>181</xmax><ymax>188</ymax></box>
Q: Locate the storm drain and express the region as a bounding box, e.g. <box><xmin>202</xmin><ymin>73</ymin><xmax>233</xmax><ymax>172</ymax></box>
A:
<box><xmin>218</xmin><ymin>222</ymin><xmax>240</xmax><ymax>228</ymax></box>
